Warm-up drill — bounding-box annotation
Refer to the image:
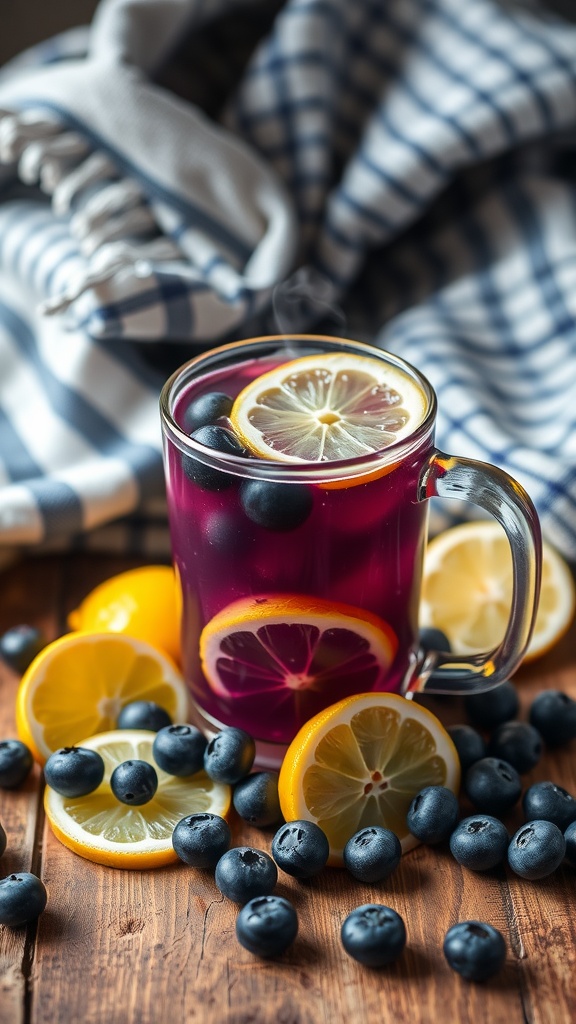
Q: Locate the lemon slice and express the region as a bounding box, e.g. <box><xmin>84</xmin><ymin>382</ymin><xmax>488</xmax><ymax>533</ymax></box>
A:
<box><xmin>68</xmin><ymin>565</ymin><xmax>182</xmax><ymax>665</ymax></box>
<box><xmin>229</xmin><ymin>352</ymin><xmax>427</xmax><ymax>463</ymax></box>
<box><xmin>420</xmin><ymin>521</ymin><xmax>575</xmax><ymax>662</ymax></box>
<box><xmin>278</xmin><ymin>692</ymin><xmax>460</xmax><ymax>864</ymax></box>
<box><xmin>16</xmin><ymin>632</ymin><xmax>189</xmax><ymax>764</ymax></box>
<box><xmin>44</xmin><ymin>730</ymin><xmax>230</xmax><ymax>868</ymax></box>
<box><xmin>199</xmin><ymin>594</ymin><xmax>397</xmax><ymax>739</ymax></box>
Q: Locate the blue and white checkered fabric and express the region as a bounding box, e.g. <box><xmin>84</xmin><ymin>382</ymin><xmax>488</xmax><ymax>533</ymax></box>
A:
<box><xmin>0</xmin><ymin>0</ymin><xmax>575</xmax><ymax>565</ymax></box>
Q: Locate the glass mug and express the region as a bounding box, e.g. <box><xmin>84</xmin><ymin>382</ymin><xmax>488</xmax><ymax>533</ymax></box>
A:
<box><xmin>160</xmin><ymin>335</ymin><xmax>541</xmax><ymax>767</ymax></box>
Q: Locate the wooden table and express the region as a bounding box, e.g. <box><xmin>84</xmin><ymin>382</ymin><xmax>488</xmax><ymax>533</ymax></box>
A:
<box><xmin>0</xmin><ymin>552</ymin><xmax>575</xmax><ymax>1024</ymax></box>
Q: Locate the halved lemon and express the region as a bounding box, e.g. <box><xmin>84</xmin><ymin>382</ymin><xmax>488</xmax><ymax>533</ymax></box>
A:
<box><xmin>229</xmin><ymin>352</ymin><xmax>427</xmax><ymax>463</ymax></box>
<box><xmin>199</xmin><ymin>594</ymin><xmax>398</xmax><ymax>739</ymax></box>
<box><xmin>16</xmin><ymin>632</ymin><xmax>189</xmax><ymax>764</ymax></box>
<box><xmin>278</xmin><ymin>692</ymin><xmax>460</xmax><ymax>864</ymax></box>
<box><xmin>420</xmin><ymin>521</ymin><xmax>575</xmax><ymax>662</ymax></box>
<box><xmin>67</xmin><ymin>565</ymin><xmax>182</xmax><ymax>665</ymax></box>
<box><xmin>44</xmin><ymin>729</ymin><xmax>230</xmax><ymax>868</ymax></box>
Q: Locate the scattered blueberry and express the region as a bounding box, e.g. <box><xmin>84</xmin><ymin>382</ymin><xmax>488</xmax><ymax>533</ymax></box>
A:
<box><xmin>182</xmin><ymin>391</ymin><xmax>233</xmax><ymax>433</ymax></box>
<box><xmin>443</xmin><ymin>921</ymin><xmax>506</xmax><ymax>981</ymax></box>
<box><xmin>487</xmin><ymin>721</ymin><xmax>542</xmax><ymax>774</ymax></box>
<box><xmin>343</xmin><ymin>826</ymin><xmax>401</xmax><ymax>883</ymax></box>
<box><xmin>117</xmin><ymin>701</ymin><xmax>172</xmax><ymax>732</ymax></box>
<box><xmin>172</xmin><ymin>812</ymin><xmax>231</xmax><ymax>869</ymax></box>
<box><xmin>232</xmin><ymin>772</ymin><xmax>283</xmax><ymax>829</ymax></box>
<box><xmin>183</xmin><ymin>425</ymin><xmax>245</xmax><ymax>491</ymax></box>
<box><xmin>0</xmin><ymin>740</ymin><xmax>33</xmax><ymax>789</ymax></box>
<box><xmin>464</xmin><ymin>681</ymin><xmax>519</xmax><ymax>731</ymax></box>
<box><xmin>152</xmin><ymin>724</ymin><xmax>207</xmax><ymax>777</ymax></box>
<box><xmin>215</xmin><ymin>847</ymin><xmax>278</xmax><ymax>904</ymax></box>
<box><xmin>203</xmin><ymin>728</ymin><xmax>255</xmax><ymax>785</ymax></box>
<box><xmin>0</xmin><ymin>872</ymin><xmax>47</xmax><ymax>927</ymax></box>
<box><xmin>44</xmin><ymin>746</ymin><xmax>105</xmax><ymax>797</ymax></box>
<box><xmin>406</xmin><ymin>786</ymin><xmax>460</xmax><ymax>844</ymax></box>
<box><xmin>236</xmin><ymin>895</ymin><xmax>298</xmax><ymax>958</ymax></box>
<box><xmin>508</xmin><ymin>820</ymin><xmax>566</xmax><ymax>880</ymax></box>
<box><xmin>419</xmin><ymin>626</ymin><xmax>451</xmax><ymax>652</ymax></box>
<box><xmin>110</xmin><ymin>760</ymin><xmax>158</xmax><ymax>806</ymax></box>
<box><xmin>341</xmin><ymin>904</ymin><xmax>406</xmax><ymax>968</ymax></box>
<box><xmin>447</xmin><ymin>725</ymin><xmax>486</xmax><ymax>775</ymax></box>
<box><xmin>0</xmin><ymin>625</ymin><xmax>45</xmax><ymax>674</ymax></box>
<box><xmin>522</xmin><ymin>781</ymin><xmax>576</xmax><ymax>832</ymax></box>
<box><xmin>239</xmin><ymin>479</ymin><xmax>313</xmax><ymax>532</ymax></box>
<box><xmin>464</xmin><ymin>758</ymin><xmax>521</xmax><ymax>815</ymax></box>
<box><xmin>449</xmin><ymin>816</ymin><xmax>509</xmax><ymax>871</ymax></box>
<box><xmin>529</xmin><ymin>690</ymin><xmax>576</xmax><ymax>748</ymax></box>
<box><xmin>271</xmin><ymin>820</ymin><xmax>330</xmax><ymax>879</ymax></box>
<box><xmin>0</xmin><ymin>822</ymin><xmax>6</xmax><ymax>859</ymax></box>
<box><xmin>564</xmin><ymin>820</ymin><xmax>576</xmax><ymax>867</ymax></box>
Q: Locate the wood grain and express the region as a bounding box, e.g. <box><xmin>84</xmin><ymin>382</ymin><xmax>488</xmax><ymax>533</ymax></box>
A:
<box><xmin>0</xmin><ymin>554</ymin><xmax>575</xmax><ymax>1024</ymax></box>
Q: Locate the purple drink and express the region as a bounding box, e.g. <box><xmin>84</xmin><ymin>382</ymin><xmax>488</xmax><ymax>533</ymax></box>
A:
<box><xmin>161</xmin><ymin>335</ymin><xmax>542</xmax><ymax>768</ymax></box>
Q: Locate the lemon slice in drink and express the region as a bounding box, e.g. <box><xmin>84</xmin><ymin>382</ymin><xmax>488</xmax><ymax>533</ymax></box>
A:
<box><xmin>44</xmin><ymin>730</ymin><xmax>230</xmax><ymax>869</ymax></box>
<box><xmin>278</xmin><ymin>692</ymin><xmax>460</xmax><ymax>864</ymax></box>
<box><xmin>420</xmin><ymin>521</ymin><xmax>575</xmax><ymax>662</ymax></box>
<box><xmin>200</xmin><ymin>594</ymin><xmax>397</xmax><ymax>739</ymax></box>
<box><xmin>16</xmin><ymin>632</ymin><xmax>189</xmax><ymax>763</ymax></box>
<box><xmin>229</xmin><ymin>352</ymin><xmax>427</xmax><ymax>463</ymax></box>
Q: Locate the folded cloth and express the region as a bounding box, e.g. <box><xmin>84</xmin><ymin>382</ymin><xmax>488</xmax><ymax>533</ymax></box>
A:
<box><xmin>0</xmin><ymin>0</ymin><xmax>575</xmax><ymax>563</ymax></box>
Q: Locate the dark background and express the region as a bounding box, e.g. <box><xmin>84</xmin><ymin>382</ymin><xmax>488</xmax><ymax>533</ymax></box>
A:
<box><xmin>1</xmin><ymin>0</ymin><xmax>575</xmax><ymax>68</ymax></box>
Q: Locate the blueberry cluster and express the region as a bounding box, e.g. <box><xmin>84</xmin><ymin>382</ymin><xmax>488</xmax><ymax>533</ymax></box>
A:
<box><xmin>181</xmin><ymin>390</ymin><xmax>314</xmax><ymax>533</ymax></box>
<box><xmin>408</xmin><ymin>681</ymin><xmax>576</xmax><ymax>882</ymax></box>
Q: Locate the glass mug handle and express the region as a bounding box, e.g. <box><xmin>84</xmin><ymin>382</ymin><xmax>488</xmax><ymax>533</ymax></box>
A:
<box><xmin>412</xmin><ymin>451</ymin><xmax>542</xmax><ymax>696</ymax></box>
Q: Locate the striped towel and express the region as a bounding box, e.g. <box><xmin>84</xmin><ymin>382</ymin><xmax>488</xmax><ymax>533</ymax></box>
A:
<box><xmin>0</xmin><ymin>0</ymin><xmax>575</xmax><ymax>568</ymax></box>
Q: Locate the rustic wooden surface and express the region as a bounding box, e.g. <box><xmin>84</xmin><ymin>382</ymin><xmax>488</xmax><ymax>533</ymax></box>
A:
<box><xmin>0</xmin><ymin>552</ymin><xmax>575</xmax><ymax>1024</ymax></box>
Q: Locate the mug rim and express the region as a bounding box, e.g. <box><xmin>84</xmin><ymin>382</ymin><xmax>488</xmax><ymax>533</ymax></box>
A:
<box><xmin>159</xmin><ymin>334</ymin><xmax>438</xmax><ymax>484</ymax></box>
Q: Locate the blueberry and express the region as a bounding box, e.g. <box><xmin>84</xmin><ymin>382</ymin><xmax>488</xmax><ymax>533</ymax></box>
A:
<box><xmin>203</xmin><ymin>727</ymin><xmax>255</xmax><ymax>785</ymax></box>
<box><xmin>172</xmin><ymin>812</ymin><xmax>231</xmax><ymax>869</ymax></box>
<box><xmin>508</xmin><ymin>820</ymin><xmax>566</xmax><ymax>880</ymax></box>
<box><xmin>0</xmin><ymin>739</ymin><xmax>33</xmax><ymax>789</ymax></box>
<box><xmin>0</xmin><ymin>625</ymin><xmax>45</xmax><ymax>674</ymax></box>
<box><xmin>406</xmin><ymin>786</ymin><xmax>460</xmax><ymax>844</ymax></box>
<box><xmin>447</xmin><ymin>725</ymin><xmax>486</xmax><ymax>774</ymax></box>
<box><xmin>529</xmin><ymin>690</ymin><xmax>576</xmax><ymax>747</ymax></box>
<box><xmin>215</xmin><ymin>847</ymin><xmax>278</xmax><ymax>904</ymax></box>
<box><xmin>271</xmin><ymin>820</ymin><xmax>329</xmax><ymax>879</ymax></box>
<box><xmin>183</xmin><ymin>425</ymin><xmax>245</xmax><ymax>491</ymax></box>
<box><xmin>239</xmin><ymin>479</ymin><xmax>313</xmax><ymax>532</ymax></box>
<box><xmin>564</xmin><ymin>820</ymin><xmax>576</xmax><ymax>867</ymax></box>
<box><xmin>341</xmin><ymin>904</ymin><xmax>406</xmax><ymax>968</ymax></box>
<box><xmin>464</xmin><ymin>681</ymin><xmax>519</xmax><ymax>731</ymax></box>
<box><xmin>464</xmin><ymin>758</ymin><xmax>521</xmax><ymax>815</ymax></box>
<box><xmin>110</xmin><ymin>760</ymin><xmax>158</xmax><ymax>805</ymax></box>
<box><xmin>236</xmin><ymin>895</ymin><xmax>298</xmax><ymax>958</ymax></box>
<box><xmin>443</xmin><ymin>921</ymin><xmax>506</xmax><ymax>981</ymax></box>
<box><xmin>522</xmin><ymin>781</ymin><xmax>576</xmax><ymax>831</ymax></box>
<box><xmin>419</xmin><ymin>627</ymin><xmax>451</xmax><ymax>652</ymax></box>
<box><xmin>0</xmin><ymin>822</ymin><xmax>6</xmax><ymax>859</ymax></box>
<box><xmin>203</xmin><ymin>509</ymin><xmax>253</xmax><ymax>556</ymax></box>
<box><xmin>182</xmin><ymin>392</ymin><xmax>233</xmax><ymax>433</ymax></box>
<box><xmin>343</xmin><ymin>826</ymin><xmax>401</xmax><ymax>883</ymax></box>
<box><xmin>117</xmin><ymin>701</ymin><xmax>172</xmax><ymax>732</ymax></box>
<box><xmin>152</xmin><ymin>724</ymin><xmax>207</xmax><ymax>776</ymax></box>
<box><xmin>487</xmin><ymin>721</ymin><xmax>542</xmax><ymax>774</ymax></box>
<box><xmin>449</xmin><ymin>815</ymin><xmax>509</xmax><ymax>871</ymax></box>
<box><xmin>233</xmin><ymin>772</ymin><xmax>283</xmax><ymax>829</ymax></box>
<box><xmin>0</xmin><ymin>872</ymin><xmax>47</xmax><ymax>927</ymax></box>
<box><xmin>44</xmin><ymin>746</ymin><xmax>105</xmax><ymax>797</ymax></box>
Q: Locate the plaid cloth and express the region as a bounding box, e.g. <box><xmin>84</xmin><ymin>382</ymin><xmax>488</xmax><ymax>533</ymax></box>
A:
<box><xmin>0</xmin><ymin>0</ymin><xmax>575</xmax><ymax>566</ymax></box>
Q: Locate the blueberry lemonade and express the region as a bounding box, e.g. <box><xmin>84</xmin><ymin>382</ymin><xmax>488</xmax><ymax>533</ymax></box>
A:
<box><xmin>160</xmin><ymin>336</ymin><xmax>435</xmax><ymax>764</ymax></box>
